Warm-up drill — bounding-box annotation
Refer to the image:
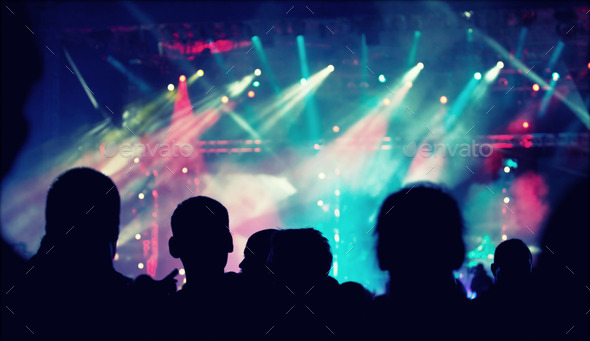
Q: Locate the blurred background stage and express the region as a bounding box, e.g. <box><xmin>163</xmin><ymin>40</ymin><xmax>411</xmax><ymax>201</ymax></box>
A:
<box><xmin>1</xmin><ymin>1</ymin><xmax>588</xmax><ymax>295</ymax></box>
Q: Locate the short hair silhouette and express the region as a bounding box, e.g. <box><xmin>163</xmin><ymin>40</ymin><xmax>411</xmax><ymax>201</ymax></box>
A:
<box><xmin>376</xmin><ymin>182</ymin><xmax>465</xmax><ymax>273</ymax></box>
<box><xmin>43</xmin><ymin>167</ymin><xmax>120</xmax><ymax>257</ymax></box>
<box><xmin>239</xmin><ymin>229</ymin><xmax>276</xmax><ymax>276</ymax></box>
<box><xmin>268</xmin><ymin>228</ymin><xmax>332</xmax><ymax>286</ymax></box>
<box><xmin>491</xmin><ymin>239</ymin><xmax>532</xmax><ymax>284</ymax></box>
<box><xmin>169</xmin><ymin>196</ymin><xmax>233</xmax><ymax>274</ymax></box>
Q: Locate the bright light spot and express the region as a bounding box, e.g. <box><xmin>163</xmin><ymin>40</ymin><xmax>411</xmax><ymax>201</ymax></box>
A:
<box><xmin>440</xmin><ymin>96</ymin><xmax>448</xmax><ymax>104</ymax></box>
<box><xmin>138</xmin><ymin>193</ymin><xmax>145</xmax><ymax>200</ymax></box>
<box><xmin>327</xmin><ymin>65</ymin><xmax>335</xmax><ymax>72</ymax></box>
<box><xmin>334</xmin><ymin>209</ymin><xmax>340</xmax><ymax>217</ymax></box>
<box><xmin>221</xmin><ymin>96</ymin><xmax>229</xmax><ymax>103</ymax></box>
<box><xmin>504</xmin><ymin>166</ymin><xmax>511</xmax><ymax>173</ymax></box>
<box><xmin>183</xmin><ymin>278</ymin><xmax>187</xmax><ymax>284</ymax></box>
<box><xmin>114</xmin><ymin>253</ymin><xmax>119</xmax><ymax>261</ymax></box>
<box><xmin>497</xmin><ymin>61</ymin><xmax>504</xmax><ymax>69</ymax></box>
<box><xmin>254</xmin><ymin>69</ymin><xmax>262</xmax><ymax>76</ymax></box>
<box><xmin>502</xmin><ymin>234</ymin><xmax>508</xmax><ymax>241</ymax></box>
<box><xmin>378</xmin><ymin>74</ymin><xmax>386</xmax><ymax>83</ymax></box>
<box><xmin>383</xmin><ymin>98</ymin><xmax>391</xmax><ymax>106</ymax></box>
<box><xmin>197</xmin><ymin>69</ymin><xmax>204</xmax><ymax>77</ymax></box>
<box><xmin>474</xmin><ymin>72</ymin><xmax>482</xmax><ymax>80</ymax></box>
<box><xmin>167</xmin><ymin>84</ymin><xmax>175</xmax><ymax>91</ymax></box>
<box><xmin>135</xmin><ymin>233</ymin><xmax>141</xmax><ymax>240</ymax></box>
<box><xmin>417</xmin><ymin>62</ymin><xmax>424</xmax><ymax>70</ymax></box>
<box><xmin>179</xmin><ymin>269</ymin><xmax>185</xmax><ymax>276</ymax></box>
<box><xmin>487</xmin><ymin>254</ymin><xmax>494</xmax><ymax>259</ymax></box>
<box><xmin>300</xmin><ymin>78</ymin><xmax>307</xmax><ymax>85</ymax></box>
<box><xmin>182</xmin><ymin>167</ymin><xmax>188</xmax><ymax>174</ymax></box>
<box><xmin>406</xmin><ymin>81</ymin><xmax>413</xmax><ymax>88</ymax></box>
<box><xmin>313</xmin><ymin>144</ymin><xmax>320</xmax><ymax>150</ymax></box>
<box><xmin>334</xmin><ymin>233</ymin><xmax>340</xmax><ymax>243</ymax></box>
<box><xmin>248</xmin><ymin>90</ymin><xmax>255</xmax><ymax>98</ymax></box>
<box><xmin>552</xmin><ymin>72</ymin><xmax>560</xmax><ymax>81</ymax></box>
<box><xmin>504</xmin><ymin>197</ymin><xmax>510</xmax><ymax>203</ymax></box>
<box><xmin>317</xmin><ymin>200</ymin><xmax>324</xmax><ymax>206</ymax></box>
<box><xmin>532</xmin><ymin>83</ymin><xmax>540</xmax><ymax>91</ymax></box>
<box><xmin>253</xmin><ymin>81</ymin><xmax>260</xmax><ymax>87</ymax></box>
<box><xmin>133</xmin><ymin>157</ymin><xmax>140</xmax><ymax>164</ymax></box>
<box><xmin>318</xmin><ymin>172</ymin><xmax>326</xmax><ymax>179</ymax></box>
<box><xmin>332</xmin><ymin>125</ymin><xmax>340</xmax><ymax>133</ymax></box>
<box><xmin>523</xmin><ymin>121</ymin><xmax>529</xmax><ymax>128</ymax></box>
<box><xmin>138</xmin><ymin>263</ymin><xmax>144</xmax><ymax>269</ymax></box>
<box><xmin>334</xmin><ymin>189</ymin><xmax>340</xmax><ymax>196</ymax></box>
<box><xmin>179</xmin><ymin>75</ymin><xmax>186</xmax><ymax>82</ymax></box>
<box><xmin>464</xmin><ymin>11</ymin><xmax>472</xmax><ymax>18</ymax></box>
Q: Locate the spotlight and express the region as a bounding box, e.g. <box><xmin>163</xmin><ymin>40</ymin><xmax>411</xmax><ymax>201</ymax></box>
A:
<box><xmin>135</xmin><ymin>234</ymin><xmax>141</xmax><ymax>240</ymax></box>
<box><xmin>552</xmin><ymin>72</ymin><xmax>560</xmax><ymax>81</ymax></box>
<box><xmin>318</xmin><ymin>172</ymin><xmax>326</xmax><ymax>179</ymax></box>
<box><xmin>440</xmin><ymin>96</ymin><xmax>448</xmax><ymax>104</ymax></box>
<box><xmin>182</xmin><ymin>167</ymin><xmax>188</xmax><ymax>174</ymax></box>
<box><xmin>317</xmin><ymin>200</ymin><xmax>324</xmax><ymax>206</ymax></box>
<box><xmin>167</xmin><ymin>84</ymin><xmax>175</xmax><ymax>91</ymax></box>
<box><xmin>327</xmin><ymin>65</ymin><xmax>335</xmax><ymax>72</ymax></box>
<box><xmin>300</xmin><ymin>78</ymin><xmax>307</xmax><ymax>85</ymax></box>
<box><xmin>253</xmin><ymin>81</ymin><xmax>260</xmax><ymax>87</ymax></box>
<box><xmin>417</xmin><ymin>62</ymin><xmax>424</xmax><ymax>69</ymax></box>
<box><xmin>334</xmin><ymin>189</ymin><xmax>340</xmax><ymax>196</ymax></box>
<box><xmin>474</xmin><ymin>72</ymin><xmax>482</xmax><ymax>80</ymax></box>
<box><xmin>406</xmin><ymin>81</ymin><xmax>413</xmax><ymax>88</ymax></box>
<box><xmin>504</xmin><ymin>166</ymin><xmax>511</xmax><ymax>173</ymax></box>
<box><xmin>221</xmin><ymin>96</ymin><xmax>229</xmax><ymax>103</ymax></box>
<box><xmin>378</xmin><ymin>74</ymin><xmax>386</xmax><ymax>83</ymax></box>
<box><xmin>523</xmin><ymin>121</ymin><xmax>529</xmax><ymax>128</ymax></box>
<box><xmin>254</xmin><ymin>69</ymin><xmax>262</xmax><ymax>76</ymax></box>
<box><xmin>332</xmin><ymin>125</ymin><xmax>340</xmax><ymax>133</ymax></box>
<box><xmin>532</xmin><ymin>83</ymin><xmax>540</xmax><ymax>91</ymax></box>
<box><xmin>179</xmin><ymin>269</ymin><xmax>185</xmax><ymax>275</ymax></box>
<box><xmin>497</xmin><ymin>61</ymin><xmax>504</xmax><ymax>69</ymax></box>
<box><xmin>501</xmin><ymin>234</ymin><xmax>508</xmax><ymax>241</ymax></box>
<box><xmin>179</xmin><ymin>75</ymin><xmax>186</xmax><ymax>82</ymax></box>
<box><xmin>197</xmin><ymin>69</ymin><xmax>204</xmax><ymax>77</ymax></box>
<box><xmin>504</xmin><ymin>197</ymin><xmax>510</xmax><ymax>204</ymax></box>
<box><xmin>383</xmin><ymin>98</ymin><xmax>391</xmax><ymax>106</ymax></box>
<box><xmin>138</xmin><ymin>263</ymin><xmax>144</xmax><ymax>269</ymax></box>
<box><xmin>138</xmin><ymin>193</ymin><xmax>145</xmax><ymax>200</ymax></box>
<box><xmin>248</xmin><ymin>90</ymin><xmax>255</xmax><ymax>98</ymax></box>
<box><xmin>313</xmin><ymin>143</ymin><xmax>320</xmax><ymax>150</ymax></box>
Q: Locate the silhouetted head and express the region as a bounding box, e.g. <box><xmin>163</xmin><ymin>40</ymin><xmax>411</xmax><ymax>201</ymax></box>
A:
<box><xmin>268</xmin><ymin>228</ymin><xmax>332</xmax><ymax>289</ymax></box>
<box><xmin>491</xmin><ymin>239</ymin><xmax>532</xmax><ymax>285</ymax></box>
<box><xmin>44</xmin><ymin>167</ymin><xmax>120</xmax><ymax>265</ymax></box>
<box><xmin>169</xmin><ymin>196</ymin><xmax>233</xmax><ymax>276</ymax></box>
<box><xmin>376</xmin><ymin>183</ymin><xmax>465</xmax><ymax>277</ymax></box>
<box><xmin>239</xmin><ymin>229</ymin><xmax>276</xmax><ymax>278</ymax></box>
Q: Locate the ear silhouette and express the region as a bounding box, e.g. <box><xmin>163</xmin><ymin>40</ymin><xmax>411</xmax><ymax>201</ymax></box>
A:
<box><xmin>169</xmin><ymin>236</ymin><xmax>180</xmax><ymax>259</ymax></box>
<box><xmin>490</xmin><ymin>263</ymin><xmax>498</xmax><ymax>278</ymax></box>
